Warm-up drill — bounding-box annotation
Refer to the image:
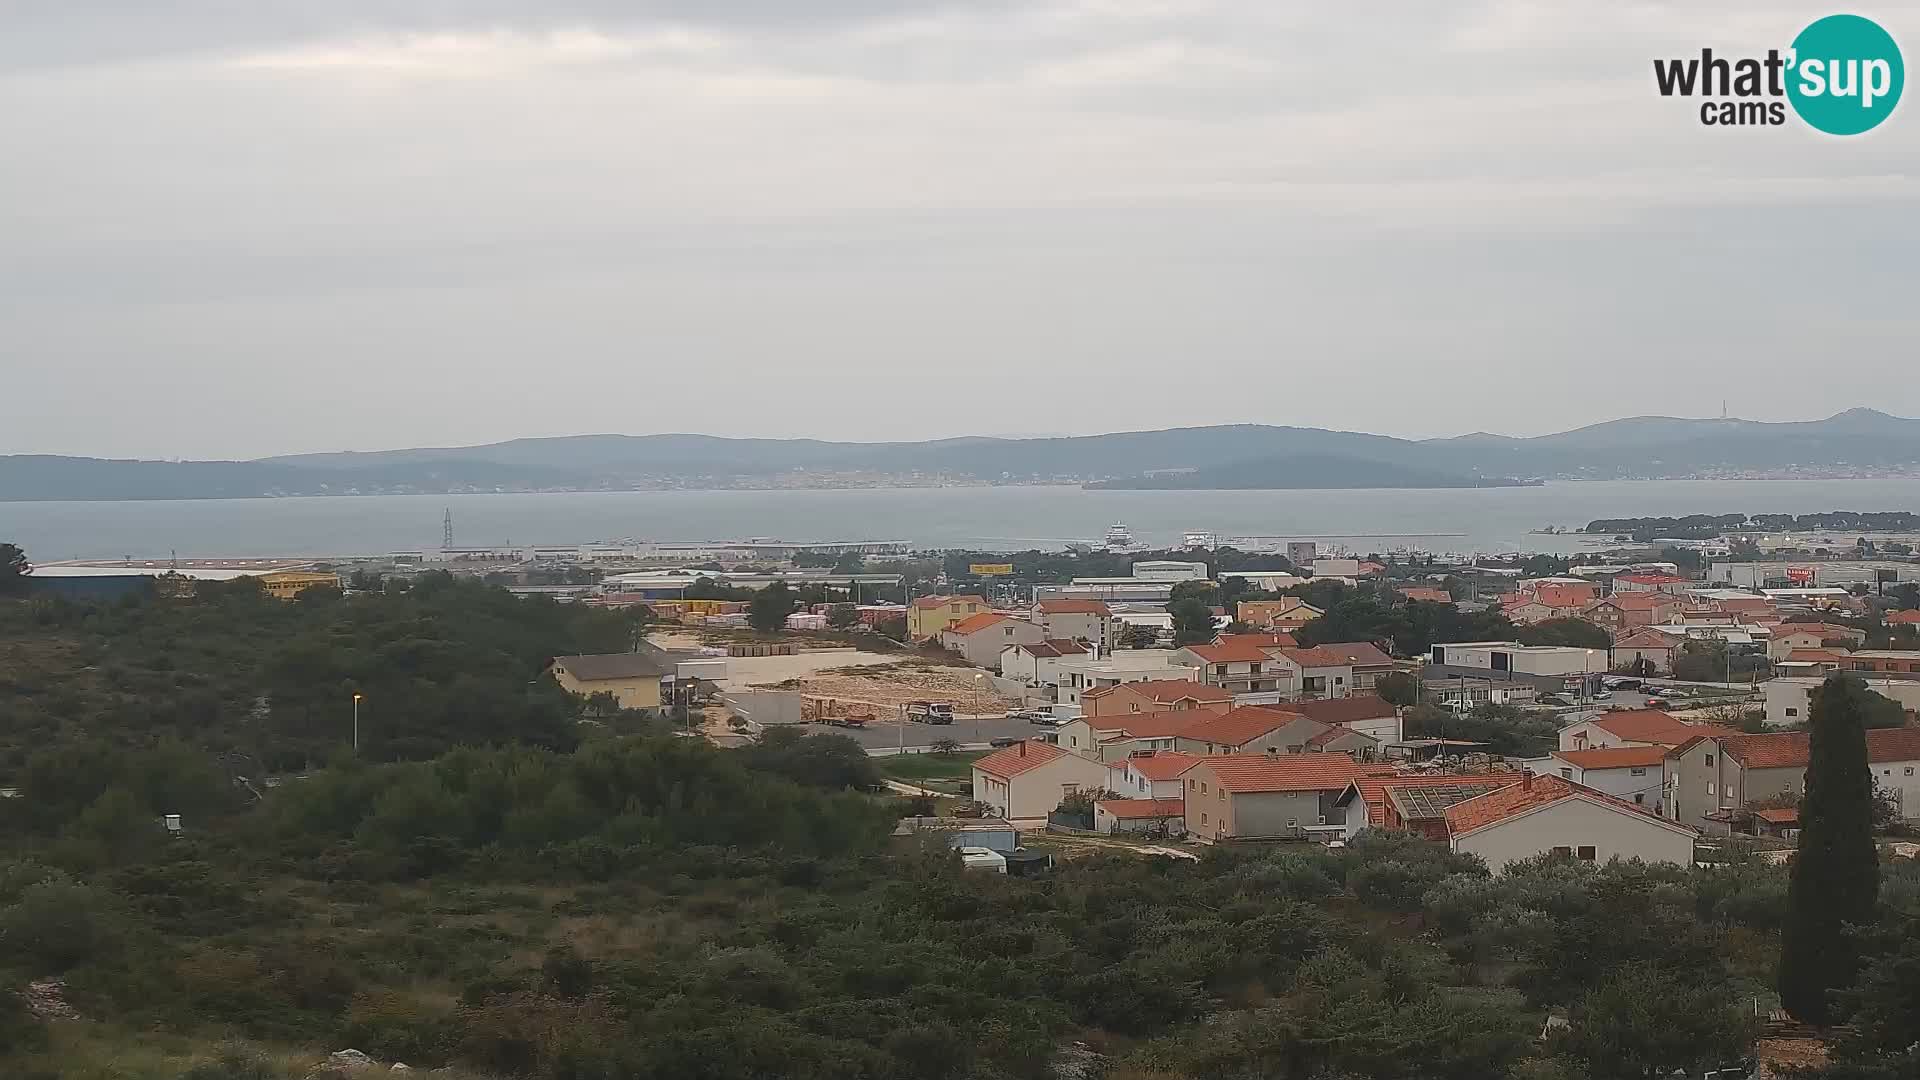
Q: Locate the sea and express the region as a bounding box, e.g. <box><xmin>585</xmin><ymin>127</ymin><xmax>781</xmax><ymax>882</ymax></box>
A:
<box><xmin>8</xmin><ymin>479</ymin><xmax>1920</xmax><ymax>563</ymax></box>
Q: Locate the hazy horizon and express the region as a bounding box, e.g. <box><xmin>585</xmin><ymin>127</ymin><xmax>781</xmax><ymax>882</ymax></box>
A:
<box><xmin>6</xmin><ymin>3</ymin><xmax>1916</xmax><ymax>459</ymax></box>
<box><xmin>5</xmin><ymin>406</ymin><xmax>1906</xmax><ymax>462</ymax></box>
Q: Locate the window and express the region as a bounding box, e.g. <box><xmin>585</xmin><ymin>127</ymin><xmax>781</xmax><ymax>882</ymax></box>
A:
<box><xmin>1559</xmin><ymin>768</ymin><xmax>1573</xmax><ymax>779</ymax></box>
<box><xmin>1200</xmin><ymin>812</ymin><xmax>1208</xmax><ymax>826</ymax></box>
<box><xmin>1577</xmin><ymin>846</ymin><xmax>1597</xmax><ymax>861</ymax></box>
<box><xmin>1200</xmin><ymin>782</ymin><xmax>1208</xmax><ymax>794</ymax></box>
<box><xmin>1706</xmin><ymin>782</ymin><xmax>1715</xmax><ymax>796</ymax></box>
<box><xmin>1786</xmin><ymin>707</ymin><xmax>1798</xmax><ymax>717</ymax></box>
<box><xmin>1062</xmin><ymin>784</ymin><xmax>1078</xmax><ymax>797</ymax></box>
<box><xmin>1704</xmin><ymin>753</ymin><xmax>1714</xmax><ymax>766</ymax></box>
<box><xmin>1634</xmin><ymin>793</ymin><xmax>1645</xmax><ymax>805</ymax></box>
<box><xmin>1907</xmin><ymin>767</ymin><xmax>1916</xmax><ymax>777</ymax></box>
<box><xmin>1630</xmin><ymin>767</ymin><xmax>1646</xmax><ymax>776</ymax></box>
<box><xmin>1551</xmin><ymin>846</ymin><xmax>1572</xmax><ymax>857</ymax></box>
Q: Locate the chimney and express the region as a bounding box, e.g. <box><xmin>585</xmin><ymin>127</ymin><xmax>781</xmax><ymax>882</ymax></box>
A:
<box><xmin>1521</xmin><ymin>771</ymin><xmax>1533</xmax><ymax>790</ymax></box>
<box><xmin>1018</xmin><ymin>742</ymin><xmax>1026</xmax><ymax>757</ymax></box>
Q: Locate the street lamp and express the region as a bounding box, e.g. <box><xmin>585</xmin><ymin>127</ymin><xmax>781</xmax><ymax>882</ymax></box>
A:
<box><xmin>352</xmin><ymin>692</ymin><xmax>364</xmax><ymax>751</ymax></box>
<box><xmin>973</xmin><ymin>673</ymin><xmax>984</xmax><ymax>743</ymax></box>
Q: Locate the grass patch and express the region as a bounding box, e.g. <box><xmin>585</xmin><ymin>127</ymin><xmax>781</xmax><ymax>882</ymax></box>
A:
<box><xmin>880</xmin><ymin>751</ymin><xmax>986</xmax><ymax>783</ymax></box>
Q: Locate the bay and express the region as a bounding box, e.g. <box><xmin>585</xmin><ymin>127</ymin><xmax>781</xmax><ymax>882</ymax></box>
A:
<box><xmin>7</xmin><ymin>479</ymin><xmax>1920</xmax><ymax>562</ymax></box>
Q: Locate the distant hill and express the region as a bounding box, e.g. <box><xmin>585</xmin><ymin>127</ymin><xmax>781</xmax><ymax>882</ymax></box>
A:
<box><xmin>1085</xmin><ymin>454</ymin><xmax>1527</xmax><ymax>490</ymax></box>
<box><xmin>5</xmin><ymin>409</ymin><xmax>1920</xmax><ymax>500</ymax></box>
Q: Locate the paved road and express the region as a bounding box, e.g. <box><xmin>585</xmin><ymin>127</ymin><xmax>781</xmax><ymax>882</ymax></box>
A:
<box><xmin>800</xmin><ymin>716</ymin><xmax>1056</xmax><ymax>752</ymax></box>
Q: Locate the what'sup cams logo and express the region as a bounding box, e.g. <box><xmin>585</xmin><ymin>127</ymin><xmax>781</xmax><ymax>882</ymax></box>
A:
<box><xmin>1654</xmin><ymin>13</ymin><xmax>1903</xmax><ymax>134</ymax></box>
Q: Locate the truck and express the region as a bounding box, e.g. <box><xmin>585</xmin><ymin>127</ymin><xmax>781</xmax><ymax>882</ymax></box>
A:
<box><xmin>906</xmin><ymin>701</ymin><xmax>955</xmax><ymax>725</ymax></box>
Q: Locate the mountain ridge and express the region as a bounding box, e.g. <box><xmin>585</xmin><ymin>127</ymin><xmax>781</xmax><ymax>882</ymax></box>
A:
<box><xmin>6</xmin><ymin>410</ymin><xmax>1920</xmax><ymax>501</ymax></box>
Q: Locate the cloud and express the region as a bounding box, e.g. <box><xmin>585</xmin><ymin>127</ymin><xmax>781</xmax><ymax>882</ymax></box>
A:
<box><xmin>1</xmin><ymin>1</ymin><xmax>1916</xmax><ymax>456</ymax></box>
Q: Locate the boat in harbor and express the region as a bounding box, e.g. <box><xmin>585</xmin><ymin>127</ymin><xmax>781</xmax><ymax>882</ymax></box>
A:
<box><xmin>1104</xmin><ymin>522</ymin><xmax>1136</xmax><ymax>548</ymax></box>
<box><xmin>1181</xmin><ymin>530</ymin><xmax>1219</xmax><ymax>548</ymax></box>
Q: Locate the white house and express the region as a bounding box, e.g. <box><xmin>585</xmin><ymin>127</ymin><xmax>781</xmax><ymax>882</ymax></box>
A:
<box><xmin>1110</xmin><ymin>750</ymin><xmax>1203</xmax><ymax>799</ymax></box>
<box><xmin>1442</xmin><ymin>773</ymin><xmax>1698</xmax><ymax>873</ymax></box>
<box><xmin>1031</xmin><ymin>600</ymin><xmax>1122</xmax><ymax>655</ymax></box>
<box><xmin>1525</xmin><ymin>746</ymin><xmax>1668</xmax><ymax>812</ymax></box>
<box><xmin>1764</xmin><ymin>676</ymin><xmax>1920</xmax><ymax>728</ymax></box>
<box><xmin>970</xmin><ymin>740</ymin><xmax>1116</xmax><ymax>820</ymax></box>
<box><xmin>998</xmin><ymin>639</ymin><xmax>1090</xmax><ymax>683</ymax></box>
<box><xmin>941</xmin><ymin>613</ymin><xmax>1046</xmax><ymax>668</ymax></box>
<box><xmin>1557</xmin><ymin>709</ymin><xmax>1731</xmax><ymax>752</ymax></box>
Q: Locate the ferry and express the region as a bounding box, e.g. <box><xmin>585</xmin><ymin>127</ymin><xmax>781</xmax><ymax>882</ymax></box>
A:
<box><xmin>1182</xmin><ymin>530</ymin><xmax>1219</xmax><ymax>549</ymax></box>
<box><xmin>1104</xmin><ymin>522</ymin><xmax>1135</xmax><ymax>548</ymax></box>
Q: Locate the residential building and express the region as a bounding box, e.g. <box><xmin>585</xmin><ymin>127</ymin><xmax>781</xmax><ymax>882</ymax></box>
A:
<box><xmin>1032</xmin><ymin>599</ymin><xmax>1122</xmax><ymax>654</ymax></box>
<box><xmin>1887</xmin><ymin>610</ymin><xmax>1920</xmax><ymax>627</ymax></box>
<box><xmin>1558</xmin><ymin>709</ymin><xmax>1734</xmax><ymax>752</ymax></box>
<box><xmin>1839</xmin><ymin>650</ymin><xmax>1920</xmax><ymax>676</ymax></box>
<box><xmin>1266</xmin><ymin>646</ymin><xmax>1367</xmax><ymax>699</ymax></box>
<box><xmin>1312</xmin><ymin>557</ymin><xmax>1362</xmax><ymax>578</ymax></box>
<box><xmin>1664</xmin><ymin>727</ymin><xmax>1920</xmax><ymax>831</ymax></box>
<box><xmin>1763</xmin><ymin>676</ymin><xmax>1920</xmax><ymax>727</ymax></box>
<box><xmin>548</xmin><ymin>652</ymin><xmax>671</xmax><ymax>712</ymax></box>
<box><xmin>1055</xmin><ymin>650</ymin><xmax>1194</xmax><ymax>705</ymax></box>
<box><xmin>1397</xmin><ymin>587</ymin><xmax>1454</xmax><ymax>605</ymax></box>
<box><xmin>1067</xmin><ymin>713</ymin><xmax>1201</xmax><ymax>760</ymax></box>
<box><xmin>907</xmin><ymin>595</ymin><xmax>988</xmax><ymax>641</ymax></box>
<box><xmin>1582</xmin><ymin>593</ymin><xmax>1682</xmax><ymax>633</ymax></box>
<box><xmin>1613</xmin><ymin>573</ymin><xmax>1695</xmax><ymax>595</ymax></box>
<box><xmin>1081</xmin><ymin>679</ymin><xmax>1234</xmax><ymax>721</ymax></box>
<box><xmin>1444</xmin><ymin>773</ymin><xmax>1698</xmax><ymax>872</ymax></box>
<box><xmin>970</xmin><ymin>740</ymin><xmax>1115</xmax><ymax>820</ymax></box>
<box><xmin>1502</xmin><ymin>600</ymin><xmax>1564</xmax><ymax>626</ymax></box>
<box><xmin>260</xmin><ymin>570</ymin><xmax>342</xmax><ymax>600</ymax></box>
<box><xmin>998</xmin><ymin>639</ymin><xmax>1089</xmax><ymax>683</ymax></box>
<box><xmin>1174</xmin><ymin>707</ymin><xmax>1330</xmax><ymax>756</ymax></box>
<box><xmin>1094</xmin><ymin>798</ymin><xmax>1188</xmax><ymax>835</ymax></box>
<box><xmin>941</xmin><ymin>613</ymin><xmax>1045</xmax><ymax>667</ymax></box>
<box><xmin>1110</xmin><ymin>750</ymin><xmax>1203</xmax><ymax>799</ymax></box>
<box><xmin>1213</xmin><ymin>631</ymin><xmax>1298</xmax><ymax>649</ymax></box>
<box><xmin>1175</xmin><ymin>641</ymin><xmax>1292</xmax><ymax>695</ymax></box>
<box><xmin>1611</xmin><ymin>627</ymin><xmax>1679</xmax><ymax>674</ymax></box>
<box><xmin>1334</xmin><ymin>773</ymin><xmax>1523</xmax><ymax>839</ymax></box>
<box><xmin>1235</xmin><ymin>597</ymin><xmax>1323</xmax><ymax>632</ymax></box>
<box><xmin>1531</xmin><ymin>582</ymin><xmax>1600</xmax><ymax>609</ymax></box>
<box><xmin>1768</xmin><ymin>623</ymin><xmax>1870</xmax><ymax>661</ymax></box>
<box><xmin>1528</xmin><ymin>746</ymin><xmax>1668</xmax><ymax>811</ymax></box>
<box><xmin>1180</xmin><ymin>755</ymin><xmax>1377</xmax><ymax>841</ymax></box>
<box><xmin>1281</xmin><ymin>695</ymin><xmax>1403</xmax><ymax>743</ymax></box>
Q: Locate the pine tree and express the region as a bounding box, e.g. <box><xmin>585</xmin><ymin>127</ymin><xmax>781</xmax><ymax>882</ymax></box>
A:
<box><xmin>1779</xmin><ymin>674</ymin><xmax>1881</xmax><ymax>1025</ymax></box>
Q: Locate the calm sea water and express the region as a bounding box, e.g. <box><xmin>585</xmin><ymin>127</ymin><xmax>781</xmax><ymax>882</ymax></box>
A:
<box><xmin>7</xmin><ymin>480</ymin><xmax>1920</xmax><ymax>562</ymax></box>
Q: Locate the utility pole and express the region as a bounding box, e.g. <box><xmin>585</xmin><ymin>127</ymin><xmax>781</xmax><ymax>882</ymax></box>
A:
<box><xmin>443</xmin><ymin>508</ymin><xmax>454</xmax><ymax>549</ymax></box>
<box><xmin>352</xmin><ymin>692</ymin><xmax>363</xmax><ymax>751</ymax></box>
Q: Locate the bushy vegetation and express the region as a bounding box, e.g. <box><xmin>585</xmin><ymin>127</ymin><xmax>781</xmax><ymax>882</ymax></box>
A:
<box><xmin>0</xmin><ymin>572</ymin><xmax>642</xmax><ymax>779</ymax></box>
<box><xmin>8</xmin><ymin>565</ymin><xmax>1920</xmax><ymax>1079</ymax></box>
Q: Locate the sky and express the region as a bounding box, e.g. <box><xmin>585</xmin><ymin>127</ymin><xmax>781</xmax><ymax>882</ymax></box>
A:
<box><xmin>3</xmin><ymin>1</ymin><xmax>1916</xmax><ymax>459</ymax></box>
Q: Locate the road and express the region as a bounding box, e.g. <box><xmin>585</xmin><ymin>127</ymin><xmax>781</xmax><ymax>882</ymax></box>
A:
<box><xmin>802</xmin><ymin>715</ymin><xmax>1056</xmax><ymax>752</ymax></box>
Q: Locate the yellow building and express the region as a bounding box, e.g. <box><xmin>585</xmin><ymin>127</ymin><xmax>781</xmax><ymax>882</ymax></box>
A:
<box><xmin>548</xmin><ymin>653</ymin><xmax>670</xmax><ymax>712</ymax></box>
<box><xmin>259</xmin><ymin>571</ymin><xmax>341</xmax><ymax>601</ymax></box>
<box><xmin>907</xmin><ymin>594</ymin><xmax>989</xmax><ymax>641</ymax></box>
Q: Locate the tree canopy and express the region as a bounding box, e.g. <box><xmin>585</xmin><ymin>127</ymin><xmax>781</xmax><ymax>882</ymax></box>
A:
<box><xmin>1781</xmin><ymin>675</ymin><xmax>1883</xmax><ymax>1025</ymax></box>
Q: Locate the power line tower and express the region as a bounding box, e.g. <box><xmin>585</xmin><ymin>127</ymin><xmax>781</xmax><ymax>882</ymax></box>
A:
<box><xmin>443</xmin><ymin>508</ymin><xmax>454</xmax><ymax>549</ymax></box>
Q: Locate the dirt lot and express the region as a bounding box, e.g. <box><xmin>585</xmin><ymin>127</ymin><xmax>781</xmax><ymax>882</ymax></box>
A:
<box><xmin>767</xmin><ymin>660</ymin><xmax>1014</xmax><ymax>716</ymax></box>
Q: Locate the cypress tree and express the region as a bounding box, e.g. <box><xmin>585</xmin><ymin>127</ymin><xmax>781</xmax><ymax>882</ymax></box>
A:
<box><xmin>1779</xmin><ymin>674</ymin><xmax>1881</xmax><ymax>1024</ymax></box>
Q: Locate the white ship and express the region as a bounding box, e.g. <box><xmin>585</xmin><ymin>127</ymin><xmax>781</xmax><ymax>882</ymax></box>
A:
<box><xmin>1104</xmin><ymin>522</ymin><xmax>1136</xmax><ymax>548</ymax></box>
<box><xmin>1182</xmin><ymin>530</ymin><xmax>1220</xmax><ymax>549</ymax></box>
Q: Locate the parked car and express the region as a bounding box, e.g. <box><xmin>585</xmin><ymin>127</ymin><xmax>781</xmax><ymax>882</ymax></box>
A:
<box><xmin>989</xmin><ymin>737</ymin><xmax>1021</xmax><ymax>748</ymax></box>
<box><xmin>1644</xmin><ymin>697</ymin><xmax>1671</xmax><ymax>709</ymax></box>
<box><xmin>1603</xmin><ymin>677</ymin><xmax>1644</xmax><ymax>691</ymax></box>
<box><xmin>1536</xmin><ymin>694</ymin><xmax>1571</xmax><ymax>706</ymax></box>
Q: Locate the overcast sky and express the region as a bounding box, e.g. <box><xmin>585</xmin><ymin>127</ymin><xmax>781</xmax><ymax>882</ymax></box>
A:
<box><xmin>4</xmin><ymin>2</ymin><xmax>1915</xmax><ymax>459</ymax></box>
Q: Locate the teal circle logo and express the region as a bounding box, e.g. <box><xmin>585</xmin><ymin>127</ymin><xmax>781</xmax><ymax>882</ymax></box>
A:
<box><xmin>1787</xmin><ymin>14</ymin><xmax>1904</xmax><ymax>135</ymax></box>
